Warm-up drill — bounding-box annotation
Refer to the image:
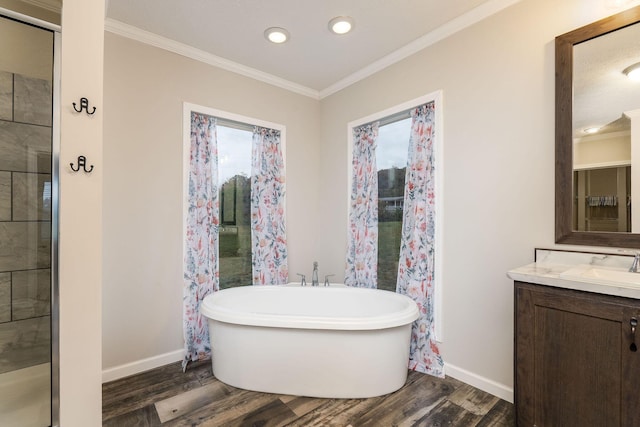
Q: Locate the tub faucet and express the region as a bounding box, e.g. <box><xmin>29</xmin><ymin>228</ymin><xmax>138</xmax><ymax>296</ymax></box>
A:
<box><xmin>324</xmin><ymin>274</ymin><xmax>335</xmax><ymax>287</ymax></box>
<box><xmin>630</xmin><ymin>253</ymin><xmax>640</xmax><ymax>273</ymax></box>
<box><xmin>297</xmin><ymin>273</ymin><xmax>307</xmax><ymax>286</ymax></box>
<box><xmin>312</xmin><ymin>262</ymin><xmax>319</xmax><ymax>286</ymax></box>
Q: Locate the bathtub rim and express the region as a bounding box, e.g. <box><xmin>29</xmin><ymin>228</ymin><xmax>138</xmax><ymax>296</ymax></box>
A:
<box><xmin>200</xmin><ymin>285</ymin><xmax>419</xmax><ymax>331</ymax></box>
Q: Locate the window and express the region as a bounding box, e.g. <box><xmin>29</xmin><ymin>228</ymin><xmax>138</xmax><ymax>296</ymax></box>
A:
<box><xmin>376</xmin><ymin>117</ymin><xmax>411</xmax><ymax>291</ymax></box>
<box><xmin>217</xmin><ymin>123</ymin><xmax>253</xmax><ymax>289</ymax></box>
<box><xmin>183</xmin><ymin>104</ymin><xmax>287</xmax><ymax>290</ymax></box>
<box><xmin>347</xmin><ymin>92</ymin><xmax>443</xmax><ymax>340</ymax></box>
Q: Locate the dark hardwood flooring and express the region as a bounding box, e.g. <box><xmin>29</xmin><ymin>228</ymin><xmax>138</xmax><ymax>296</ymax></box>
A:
<box><xmin>103</xmin><ymin>360</ymin><xmax>514</xmax><ymax>426</ymax></box>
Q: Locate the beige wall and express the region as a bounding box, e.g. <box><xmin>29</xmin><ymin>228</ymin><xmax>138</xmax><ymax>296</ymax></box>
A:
<box><xmin>318</xmin><ymin>0</ymin><xmax>639</xmax><ymax>397</ymax></box>
<box><xmin>574</xmin><ymin>132</ymin><xmax>631</xmax><ymax>168</ymax></box>
<box><xmin>102</xmin><ymin>32</ymin><xmax>321</xmax><ymax>370</ymax></box>
<box><xmin>100</xmin><ymin>0</ymin><xmax>640</xmax><ymax>403</ymax></box>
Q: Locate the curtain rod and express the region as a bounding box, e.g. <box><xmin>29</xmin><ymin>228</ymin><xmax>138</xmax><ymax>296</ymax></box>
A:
<box><xmin>215</xmin><ymin>117</ymin><xmax>280</xmax><ymax>134</ymax></box>
<box><xmin>358</xmin><ymin>108</ymin><xmax>412</xmax><ymax>129</ymax></box>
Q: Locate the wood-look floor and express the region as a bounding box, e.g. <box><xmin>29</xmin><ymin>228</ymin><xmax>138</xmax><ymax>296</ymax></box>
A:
<box><xmin>103</xmin><ymin>360</ymin><xmax>514</xmax><ymax>426</ymax></box>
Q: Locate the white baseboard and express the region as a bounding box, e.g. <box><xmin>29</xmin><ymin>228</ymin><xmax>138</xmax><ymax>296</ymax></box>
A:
<box><xmin>445</xmin><ymin>362</ymin><xmax>513</xmax><ymax>403</ymax></box>
<box><xmin>102</xmin><ymin>349</ymin><xmax>184</xmax><ymax>383</ymax></box>
<box><xmin>101</xmin><ymin>349</ymin><xmax>514</xmax><ymax>404</ymax></box>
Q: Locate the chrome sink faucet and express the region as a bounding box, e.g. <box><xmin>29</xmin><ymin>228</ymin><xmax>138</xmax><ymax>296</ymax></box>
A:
<box><xmin>312</xmin><ymin>261</ymin><xmax>319</xmax><ymax>286</ymax></box>
<box><xmin>629</xmin><ymin>253</ymin><xmax>640</xmax><ymax>273</ymax></box>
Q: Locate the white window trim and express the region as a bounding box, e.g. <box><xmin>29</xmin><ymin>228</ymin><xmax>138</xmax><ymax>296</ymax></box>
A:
<box><xmin>182</xmin><ymin>102</ymin><xmax>287</xmax><ymax>280</ymax></box>
<box><xmin>347</xmin><ymin>91</ymin><xmax>444</xmax><ymax>342</ymax></box>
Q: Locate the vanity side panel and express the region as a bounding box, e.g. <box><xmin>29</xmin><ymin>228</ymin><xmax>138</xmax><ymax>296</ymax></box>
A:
<box><xmin>514</xmin><ymin>282</ymin><xmax>535</xmax><ymax>426</ymax></box>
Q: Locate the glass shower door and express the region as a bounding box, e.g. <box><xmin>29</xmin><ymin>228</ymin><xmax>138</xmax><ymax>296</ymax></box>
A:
<box><xmin>0</xmin><ymin>13</ymin><xmax>55</xmax><ymax>427</ymax></box>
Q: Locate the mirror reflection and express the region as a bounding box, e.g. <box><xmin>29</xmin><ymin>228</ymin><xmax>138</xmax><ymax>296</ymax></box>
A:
<box><xmin>572</xmin><ymin>22</ymin><xmax>640</xmax><ymax>233</ymax></box>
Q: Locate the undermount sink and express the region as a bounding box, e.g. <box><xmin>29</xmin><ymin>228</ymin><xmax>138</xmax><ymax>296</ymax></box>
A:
<box><xmin>560</xmin><ymin>265</ymin><xmax>640</xmax><ymax>288</ymax></box>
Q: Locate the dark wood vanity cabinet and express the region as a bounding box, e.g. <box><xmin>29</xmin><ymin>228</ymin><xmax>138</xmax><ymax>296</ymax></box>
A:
<box><xmin>515</xmin><ymin>281</ymin><xmax>640</xmax><ymax>426</ymax></box>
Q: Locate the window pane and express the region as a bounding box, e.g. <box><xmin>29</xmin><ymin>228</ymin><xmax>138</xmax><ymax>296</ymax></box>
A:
<box><xmin>217</xmin><ymin>125</ymin><xmax>252</xmax><ymax>288</ymax></box>
<box><xmin>376</xmin><ymin>117</ymin><xmax>411</xmax><ymax>291</ymax></box>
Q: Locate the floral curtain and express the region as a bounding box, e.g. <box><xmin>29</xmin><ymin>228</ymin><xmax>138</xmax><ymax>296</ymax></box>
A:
<box><xmin>251</xmin><ymin>126</ymin><xmax>289</xmax><ymax>285</ymax></box>
<box><xmin>183</xmin><ymin>112</ymin><xmax>220</xmax><ymax>370</ymax></box>
<box><xmin>396</xmin><ymin>102</ymin><xmax>444</xmax><ymax>378</ymax></box>
<box><xmin>345</xmin><ymin>123</ymin><xmax>379</xmax><ymax>288</ymax></box>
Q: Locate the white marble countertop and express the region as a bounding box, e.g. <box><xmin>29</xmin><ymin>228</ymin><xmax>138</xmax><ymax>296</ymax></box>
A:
<box><xmin>507</xmin><ymin>249</ymin><xmax>640</xmax><ymax>300</ymax></box>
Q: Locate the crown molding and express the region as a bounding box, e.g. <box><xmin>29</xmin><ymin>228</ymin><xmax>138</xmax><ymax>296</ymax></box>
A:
<box><xmin>319</xmin><ymin>0</ymin><xmax>521</xmax><ymax>98</ymax></box>
<box><xmin>19</xmin><ymin>0</ymin><xmax>60</xmax><ymax>12</ymax></box>
<box><xmin>104</xmin><ymin>18</ymin><xmax>321</xmax><ymax>100</ymax></box>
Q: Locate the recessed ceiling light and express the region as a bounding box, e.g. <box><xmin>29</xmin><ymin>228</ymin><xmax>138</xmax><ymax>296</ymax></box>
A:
<box><xmin>328</xmin><ymin>16</ymin><xmax>354</xmax><ymax>35</ymax></box>
<box><xmin>264</xmin><ymin>27</ymin><xmax>289</xmax><ymax>44</ymax></box>
<box><xmin>583</xmin><ymin>126</ymin><xmax>601</xmax><ymax>134</ymax></box>
<box><xmin>623</xmin><ymin>62</ymin><xmax>640</xmax><ymax>81</ymax></box>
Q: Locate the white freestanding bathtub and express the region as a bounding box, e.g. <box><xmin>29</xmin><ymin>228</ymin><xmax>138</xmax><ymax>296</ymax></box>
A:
<box><xmin>200</xmin><ymin>284</ymin><xmax>419</xmax><ymax>398</ymax></box>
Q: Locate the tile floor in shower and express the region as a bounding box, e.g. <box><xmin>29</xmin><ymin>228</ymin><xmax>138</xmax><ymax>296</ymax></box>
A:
<box><xmin>0</xmin><ymin>363</ymin><xmax>50</xmax><ymax>427</ymax></box>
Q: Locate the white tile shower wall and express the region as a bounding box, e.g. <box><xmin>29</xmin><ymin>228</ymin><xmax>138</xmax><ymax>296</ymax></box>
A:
<box><xmin>0</xmin><ymin>71</ymin><xmax>11</xmax><ymax>121</ymax></box>
<box><xmin>12</xmin><ymin>172</ymin><xmax>51</xmax><ymax>221</ymax></box>
<box><xmin>0</xmin><ymin>70</ymin><xmax>51</xmax><ymax>373</ymax></box>
<box><xmin>0</xmin><ymin>317</ymin><xmax>50</xmax><ymax>374</ymax></box>
<box><xmin>0</xmin><ymin>121</ymin><xmax>52</xmax><ymax>172</ymax></box>
<box><xmin>0</xmin><ymin>273</ymin><xmax>9</xmax><ymax>323</ymax></box>
<box><xmin>13</xmin><ymin>74</ymin><xmax>51</xmax><ymax>126</ymax></box>
<box><xmin>12</xmin><ymin>269</ymin><xmax>51</xmax><ymax>320</ymax></box>
<box><xmin>0</xmin><ymin>171</ymin><xmax>9</xmax><ymax>221</ymax></box>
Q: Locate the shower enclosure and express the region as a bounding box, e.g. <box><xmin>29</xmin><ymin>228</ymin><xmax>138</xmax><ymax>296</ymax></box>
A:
<box><xmin>0</xmin><ymin>9</ymin><xmax>59</xmax><ymax>427</ymax></box>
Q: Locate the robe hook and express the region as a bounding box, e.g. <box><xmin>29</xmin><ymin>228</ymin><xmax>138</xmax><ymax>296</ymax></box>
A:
<box><xmin>72</xmin><ymin>97</ymin><xmax>96</xmax><ymax>115</ymax></box>
<box><xmin>70</xmin><ymin>155</ymin><xmax>94</xmax><ymax>173</ymax></box>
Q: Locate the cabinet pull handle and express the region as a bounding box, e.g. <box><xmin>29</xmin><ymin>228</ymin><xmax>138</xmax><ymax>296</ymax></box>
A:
<box><xmin>631</xmin><ymin>317</ymin><xmax>638</xmax><ymax>352</ymax></box>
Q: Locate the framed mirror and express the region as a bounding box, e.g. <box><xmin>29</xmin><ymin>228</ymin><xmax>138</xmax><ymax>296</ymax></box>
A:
<box><xmin>556</xmin><ymin>5</ymin><xmax>640</xmax><ymax>247</ymax></box>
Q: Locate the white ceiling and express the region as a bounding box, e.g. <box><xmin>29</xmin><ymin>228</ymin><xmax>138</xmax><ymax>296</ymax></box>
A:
<box><xmin>573</xmin><ymin>21</ymin><xmax>640</xmax><ymax>137</ymax></box>
<box><xmin>105</xmin><ymin>0</ymin><xmax>516</xmax><ymax>97</ymax></box>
